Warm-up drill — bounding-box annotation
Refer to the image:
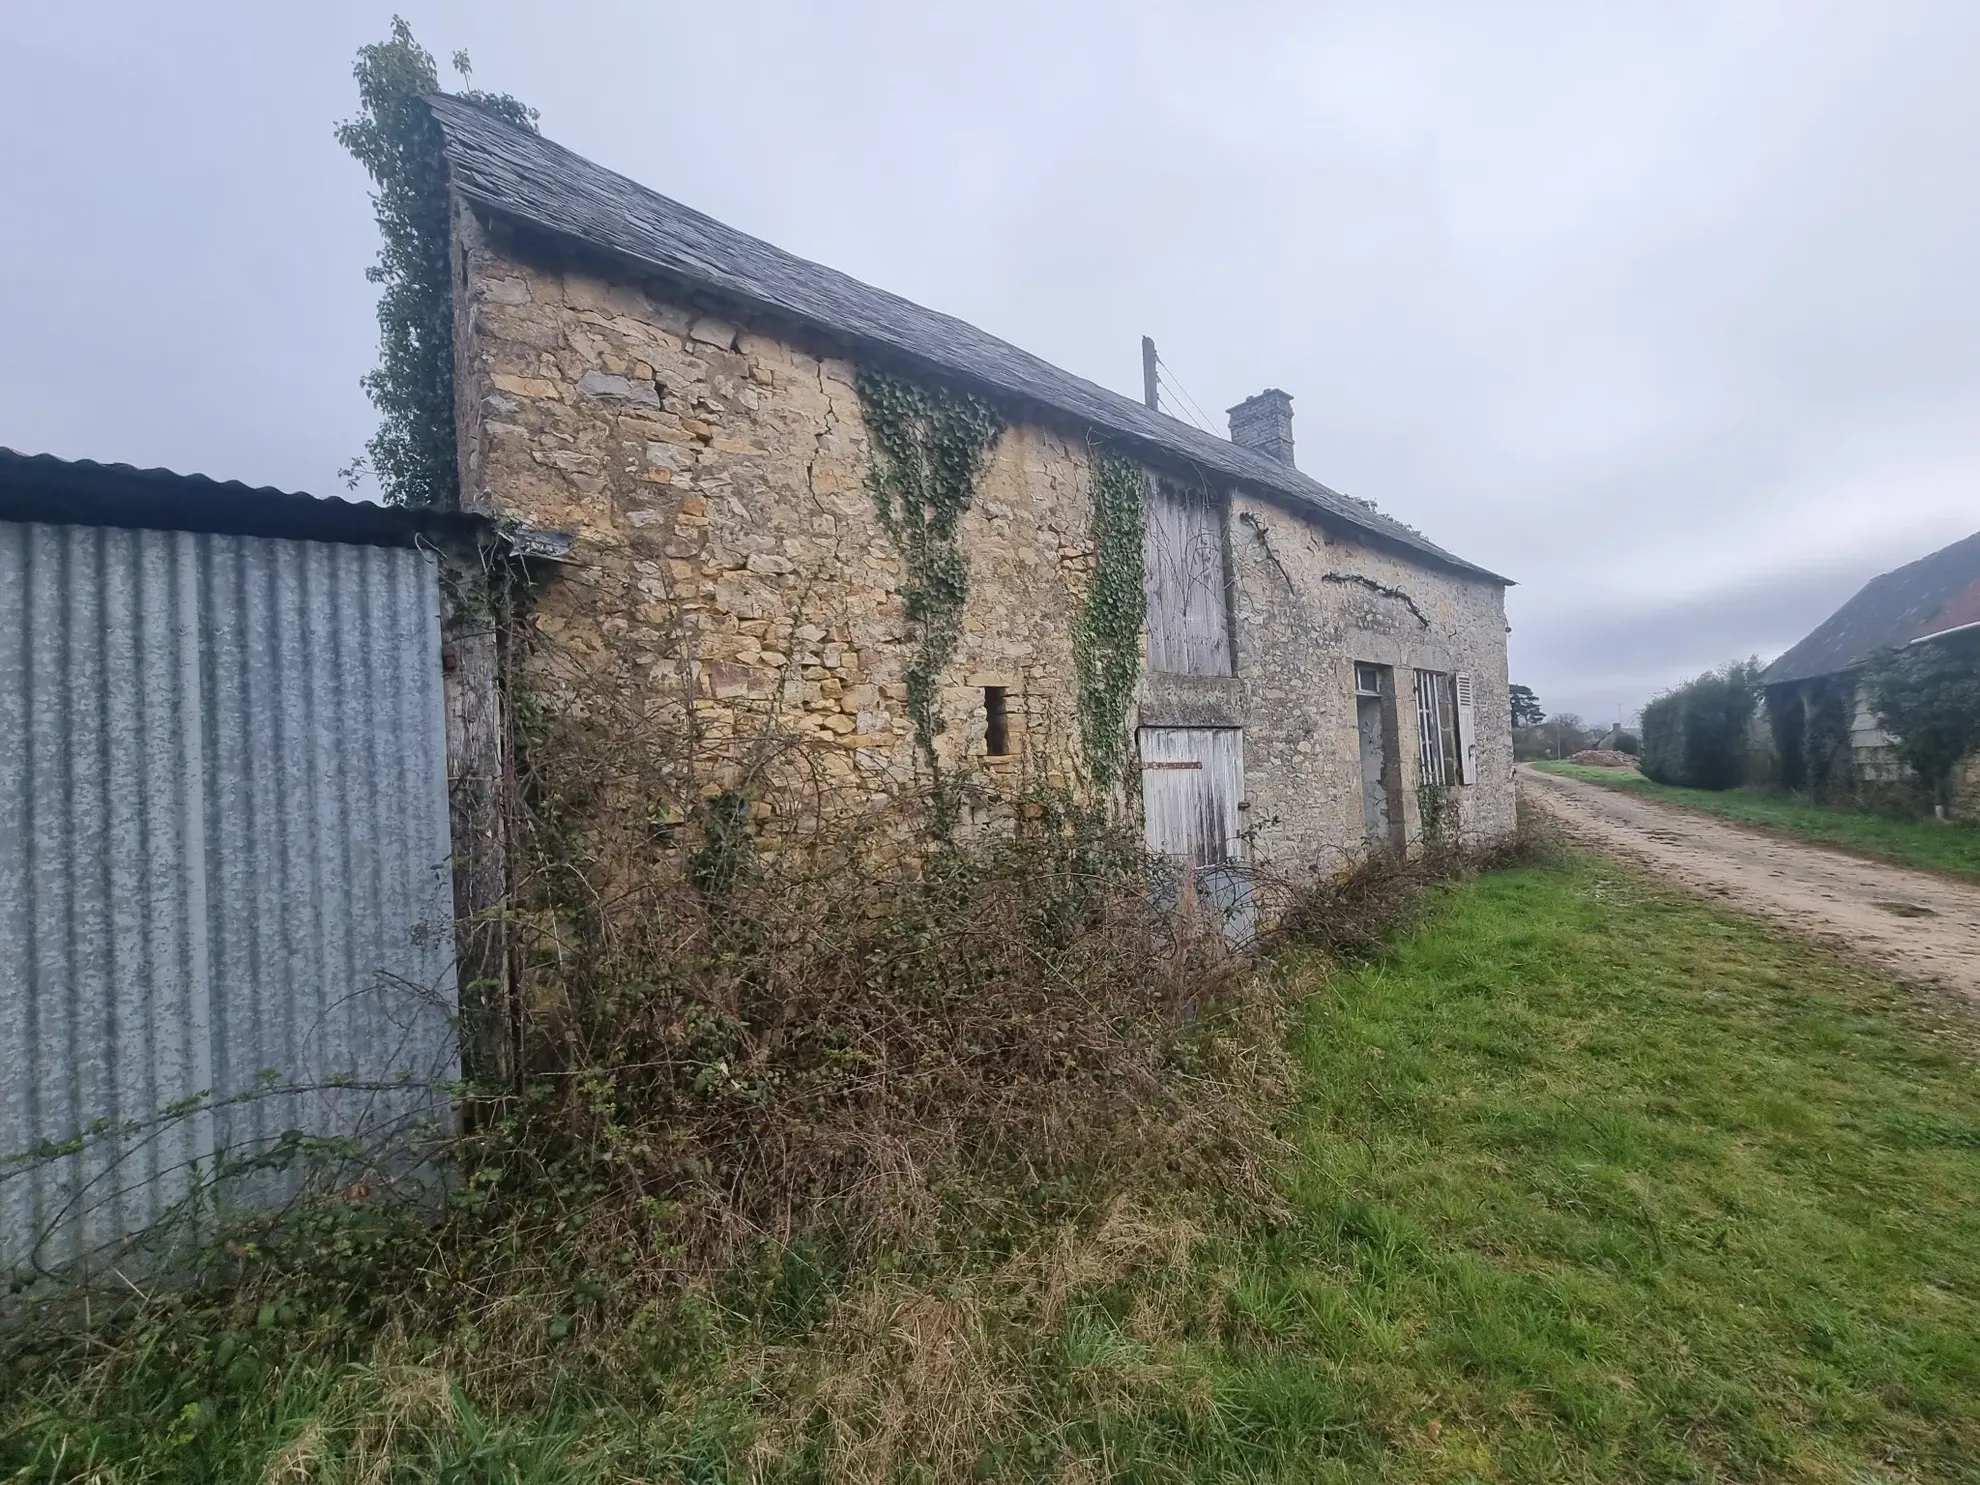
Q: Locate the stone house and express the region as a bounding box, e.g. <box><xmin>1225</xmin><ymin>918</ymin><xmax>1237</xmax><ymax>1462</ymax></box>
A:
<box><xmin>1762</xmin><ymin>529</ymin><xmax>1980</xmax><ymax>812</ymax></box>
<box><xmin>426</xmin><ymin>96</ymin><xmax>1515</xmax><ymax>887</ymax></box>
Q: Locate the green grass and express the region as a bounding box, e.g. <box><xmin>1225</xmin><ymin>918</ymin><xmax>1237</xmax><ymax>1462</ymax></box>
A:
<box><xmin>10</xmin><ymin>857</ymin><xmax>1980</xmax><ymax>1481</ymax></box>
<box><xmin>1098</xmin><ymin>858</ymin><xmax>1980</xmax><ymax>1482</ymax></box>
<box><xmin>1532</xmin><ymin>757</ymin><xmax>1980</xmax><ymax>882</ymax></box>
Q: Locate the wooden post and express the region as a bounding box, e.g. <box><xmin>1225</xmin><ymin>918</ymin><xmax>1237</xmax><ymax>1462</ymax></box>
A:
<box><xmin>1142</xmin><ymin>336</ymin><xmax>1159</xmax><ymax>411</ymax></box>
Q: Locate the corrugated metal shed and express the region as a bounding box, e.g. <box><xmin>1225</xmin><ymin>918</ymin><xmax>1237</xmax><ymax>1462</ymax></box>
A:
<box><xmin>0</xmin><ymin>447</ymin><xmax>484</xmax><ymax>548</ymax></box>
<box><xmin>0</xmin><ymin>496</ymin><xmax>460</xmax><ymax>1276</ymax></box>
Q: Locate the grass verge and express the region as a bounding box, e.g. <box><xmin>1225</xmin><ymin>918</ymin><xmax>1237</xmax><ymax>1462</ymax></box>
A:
<box><xmin>1532</xmin><ymin>758</ymin><xmax>1980</xmax><ymax>882</ymax></box>
<box><xmin>1118</xmin><ymin>853</ymin><xmax>1980</xmax><ymax>1481</ymax></box>
<box><xmin>9</xmin><ymin>852</ymin><xmax>1980</xmax><ymax>1481</ymax></box>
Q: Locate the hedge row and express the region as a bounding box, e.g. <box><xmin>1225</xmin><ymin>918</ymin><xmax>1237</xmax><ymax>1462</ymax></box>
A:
<box><xmin>1640</xmin><ymin>661</ymin><xmax>1763</xmax><ymax>790</ymax></box>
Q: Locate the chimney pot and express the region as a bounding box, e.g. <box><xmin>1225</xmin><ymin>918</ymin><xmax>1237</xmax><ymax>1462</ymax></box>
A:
<box><xmin>1227</xmin><ymin>389</ymin><xmax>1295</xmax><ymax>468</ymax></box>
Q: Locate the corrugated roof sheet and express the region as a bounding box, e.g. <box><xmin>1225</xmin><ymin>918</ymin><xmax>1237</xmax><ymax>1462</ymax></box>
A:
<box><xmin>425</xmin><ymin>94</ymin><xmax>1509</xmax><ymax>586</ymax></box>
<box><xmin>0</xmin><ymin>449</ymin><xmax>486</xmax><ymax>548</ymax></box>
<box><xmin>1763</xmin><ymin>529</ymin><xmax>1980</xmax><ymax>684</ymax></box>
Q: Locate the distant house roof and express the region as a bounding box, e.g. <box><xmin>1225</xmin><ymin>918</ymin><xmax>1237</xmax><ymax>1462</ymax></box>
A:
<box><xmin>0</xmin><ymin>449</ymin><xmax>483</xmax><ymax>548</ymax></box>
<box><xmin>425</xmin><ymin>94</ymin><xmax>1508</xmax><ymax>586</ymax></box>
<box><xmin>1763</xmin><ymin>529</ymin><xmax>1980</xmax><ymax>685</ymax></box>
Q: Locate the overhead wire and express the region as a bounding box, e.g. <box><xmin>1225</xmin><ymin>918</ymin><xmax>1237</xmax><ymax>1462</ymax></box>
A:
<box><xmin>1153</xmin><ymin>353</ymin><xmax>1219</xmax><ymax>436</ymax></box>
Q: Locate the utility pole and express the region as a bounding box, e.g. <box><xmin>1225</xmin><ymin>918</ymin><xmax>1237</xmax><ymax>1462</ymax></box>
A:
<box><xmin>1142</xmin><ymin>336</ymin><xmax>1159</xmax><ymax>411</ymax></box>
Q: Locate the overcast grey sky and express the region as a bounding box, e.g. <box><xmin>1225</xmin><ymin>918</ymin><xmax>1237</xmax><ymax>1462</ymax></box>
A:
<box><xmin>6</xmin><ymin>1</ymin><xmax>1978</xmax><ymax>724</ymax></box>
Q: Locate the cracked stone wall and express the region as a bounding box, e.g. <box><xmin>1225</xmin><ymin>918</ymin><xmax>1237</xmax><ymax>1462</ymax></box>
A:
<box><xmin>452</xmin><ymin>205</ymin><xmax>1513</xmax><ymax>863</ymax></box>
<box><xmin>1225</xmin><ymin>496</ymin><xmax>1515</xmax><ymax>863</ymax></box>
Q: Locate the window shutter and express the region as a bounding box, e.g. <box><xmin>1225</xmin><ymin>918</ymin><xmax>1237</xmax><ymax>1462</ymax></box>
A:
<box><xmin>1454</xmin><ymin>672</ymin><xmax>1477</xmax><ymax>784</ymax></box>
<box><xmin>1144</xmin><ymin>481</ymin><xmax>1233</xmax><ymax>676</ymax></box>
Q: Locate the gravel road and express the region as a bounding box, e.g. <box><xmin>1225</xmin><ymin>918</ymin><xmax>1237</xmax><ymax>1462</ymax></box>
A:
<box><xmin>1520</xmin><ymin>765</ymin><xmax>1980</xmax><ymax>1001</ymax></box>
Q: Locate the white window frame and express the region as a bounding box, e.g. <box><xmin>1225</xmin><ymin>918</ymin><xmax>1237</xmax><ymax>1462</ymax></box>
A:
<box><xmin>1414</xmin><ymin>669</ymin><xmax>1459</xmax><ymax>788</ymax></box>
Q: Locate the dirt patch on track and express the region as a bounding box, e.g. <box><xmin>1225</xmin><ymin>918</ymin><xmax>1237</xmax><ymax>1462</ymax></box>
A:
<box><xmin>1521</xmin><ymin>765</ymin><xmax>1980</xmax><ymax>1003</ymax></box>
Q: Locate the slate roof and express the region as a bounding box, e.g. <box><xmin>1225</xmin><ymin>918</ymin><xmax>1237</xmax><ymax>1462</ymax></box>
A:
<box><xmin>0</xmin><ymin>449</ymin><xmax>485</xmax><ymax>548</ymax></box>
<box><xmin>1762</xmin><ymin>529</ymin><xmax>1980</xmax><ymax>685</ymax></box>
<box><xmin>425</xmin><ymin>94</ymin><xmax>1507</xmax><ymax>585</ymax></box>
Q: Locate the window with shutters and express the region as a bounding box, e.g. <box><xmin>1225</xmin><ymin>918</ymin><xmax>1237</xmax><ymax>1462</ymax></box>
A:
<box><xmin>1143</xmin><ymin>479</ymin><xmax>1233</xmax><ymax>675</ymax></box>
<box><xmin>1414</xmin><ymin>670</ymin><xmax>1460</xmax><ymax>787</ymax></box>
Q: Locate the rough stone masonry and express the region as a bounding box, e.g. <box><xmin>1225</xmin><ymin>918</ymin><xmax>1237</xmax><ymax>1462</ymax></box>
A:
<box><xmin>437</xmin><ymin>100</ymin><xmax>1514</xmax><ymax>872</ymax></box>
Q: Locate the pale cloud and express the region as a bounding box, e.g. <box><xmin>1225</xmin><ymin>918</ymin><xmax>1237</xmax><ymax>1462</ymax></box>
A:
<box><xmin>4</xmin><ymin>0</ymin><xmax>1976</xmax><ymax>724</ymax></box>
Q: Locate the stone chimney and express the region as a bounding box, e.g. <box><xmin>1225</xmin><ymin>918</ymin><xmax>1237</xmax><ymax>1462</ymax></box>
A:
<box><xmin>1227</xmin><ymin>389</ymin><xmax>1295</xmax><ymax>468</ymax></box>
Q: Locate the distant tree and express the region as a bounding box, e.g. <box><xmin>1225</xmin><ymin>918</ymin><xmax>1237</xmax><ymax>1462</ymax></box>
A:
<box><xmin>1865</xmin><ymin>629</ymin><xmax>1980</xmax><ymax>814</ymax></box>
<box><xmin>1509</xmin><ymin>684</ymin><xmax>1546</xmax><ymax>727</ymax></box>
<box><xmin>336</xmin><ymin>20</ymin><xmax>535</xmax><ymax>506</ymax></box>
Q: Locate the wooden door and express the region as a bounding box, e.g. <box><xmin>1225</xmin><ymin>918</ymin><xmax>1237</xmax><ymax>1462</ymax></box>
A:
<box><xmin>1138</xmin><ymin>726</ymin><xmax>1253</xmax><ymax>940</ymax></box>
<box><xmin>1357</xmin><ymin>695</ymin><xmax>1392</xmax><ymax>844</ymax></box>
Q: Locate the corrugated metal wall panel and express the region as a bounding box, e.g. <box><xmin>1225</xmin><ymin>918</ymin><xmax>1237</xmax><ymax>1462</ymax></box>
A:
<box><xmin>0</xmin><ymin>521</ymin><xmax>458</xmax><ymax>1276</ymax></box>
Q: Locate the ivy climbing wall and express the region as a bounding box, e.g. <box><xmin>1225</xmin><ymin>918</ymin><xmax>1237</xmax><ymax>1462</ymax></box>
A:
<box><xmin>450</xmin><ymin>207</ymin><xmax>1514</xmax><ymax>863</ymax></box>
<box><xmin>452</xmin><ymin>211</ymin><xmax>1104</xmax><ymax>836</ymax></box>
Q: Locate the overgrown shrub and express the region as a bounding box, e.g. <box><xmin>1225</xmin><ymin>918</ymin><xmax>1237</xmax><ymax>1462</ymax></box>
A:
<box><xmin>1271</xmin><ymin>816</ymin><xmax>1543</xmax><ymax>962</ymax></box>
<box><xmin>0</xmin><ymin>613</ymin><xmax>1296</xmax><ymax>1479</ymax></box>
<box><xmin>1767</xmin><ymin>675</ymin><xmax>1857</xmax><ymax>802</ymax></box>
<box><xmin>1640</xmin><ymin>660</ymin><xmax>1762</xmax><ymax>790</ymax></box>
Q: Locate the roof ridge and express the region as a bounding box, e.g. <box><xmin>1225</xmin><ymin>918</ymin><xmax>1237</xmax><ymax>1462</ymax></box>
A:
<box><xmin>424</xmin><ymin>92</ymin><xmax>1509</xmax><ymax>585</ymax></box>
<box><xmin>1762</xmin><ymin>526</ymin><xmax>1980</xmax><ymax>683</ymax></box>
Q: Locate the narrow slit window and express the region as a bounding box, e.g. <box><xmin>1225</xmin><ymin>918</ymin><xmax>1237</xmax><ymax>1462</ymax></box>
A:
<box><xmin>983</xmin><ymin>686</ymin><xmax>1011</xmax><ymax>756</ymax></box>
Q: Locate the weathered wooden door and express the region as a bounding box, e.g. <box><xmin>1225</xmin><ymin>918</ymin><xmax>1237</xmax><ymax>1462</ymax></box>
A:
<box><xmin>1357</xmin><ymin>696</ymin><xmax>1391</xmax><ymax>845</ymax></box>
<box><xmin>1138</xmin><ymin>726</ymin><xmax>1253</xmax><ymax>940</ymax></box>
<box><xmin>1354</xmin><ymin>662</ymin><xmax>1403</xmax><ymax>853</ymax></box>
<box><xmin>1143</xmin><ymin>482</ymin><xmax>1232</xmax><ymax>675</ymax></box>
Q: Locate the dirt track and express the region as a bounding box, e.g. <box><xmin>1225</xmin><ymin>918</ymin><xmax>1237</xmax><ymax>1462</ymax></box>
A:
<box><xmin>1520</xmin><ymin>765</ymin><xmax>1980</xmax><ymax>1001</ymax></box>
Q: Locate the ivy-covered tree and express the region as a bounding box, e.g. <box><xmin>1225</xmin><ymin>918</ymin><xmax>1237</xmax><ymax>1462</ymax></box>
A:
<box><xmin>1866</xmin><ymin>629</ymin><xmax>1980</xmax><ymax>813</ymax></box>
<box><xmin>1508</xmin><ymin>683</ymin><xmax>1545</xmax><ymax>727</ymax></box>
<box><xmin>336</xmin><ymin>19</ymin><xmax>535</xmax><ymax>507</ymax></box>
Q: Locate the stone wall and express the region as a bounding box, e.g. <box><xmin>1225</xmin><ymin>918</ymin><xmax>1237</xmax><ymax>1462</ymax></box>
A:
<box><xmin>453</xmin><ymin>211</ymin><xmax>1095</xmax><ymax>842</ymax></box>
<box><xmin>451</xmin><ymin>204</ymin><xmax>1513</xmax><ymax>865</ymax></box>
<box><xmin>1222</xmin><ymin>496</ymin><xmax>1515</xmax><ymax>865</ymax></box>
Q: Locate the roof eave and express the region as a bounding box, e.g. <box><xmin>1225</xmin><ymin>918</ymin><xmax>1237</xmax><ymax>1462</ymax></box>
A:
<box><xmin>451</xmin><ymin>186</ymin><xmax>1510</xmax><ymax>588</ymax></box>
<box><xmin>0</xmin><ymin>449</ymin><xmax>490</xmax><ymax>548</ymax></box>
